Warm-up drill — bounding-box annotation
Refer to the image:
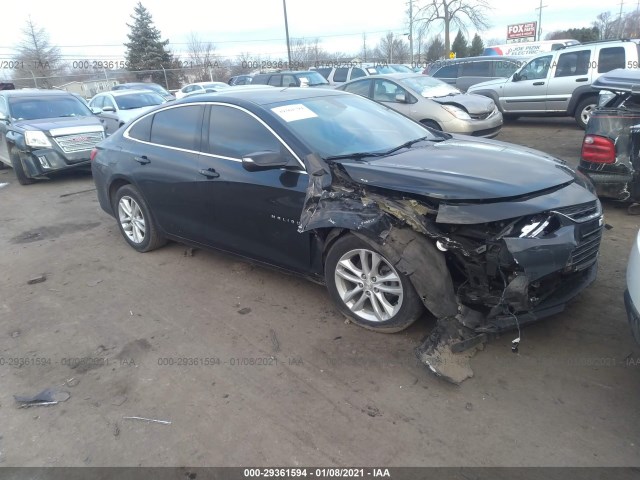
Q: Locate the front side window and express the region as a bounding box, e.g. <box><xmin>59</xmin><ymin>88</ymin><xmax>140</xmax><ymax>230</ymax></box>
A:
<box><xmin>350</xmin><ymin>68</ymin><xmax>366</xmax><ymax>80</ymax></box>
<box><xmin>432</xmin><ymin>64</ymin><xmax>458</xmax><ymax>79</ymax></box>
<box><xmin>207</xmin><ymin>105</ymin><xmax>282</xmax><ymax>159</ymax></box>
<box><xmin>102</xmin><ymin>96</ymin><xmax>116</xmax><ymax>110</ymax></box>
<box><xmin>268</xmin><ymin>76</ymin><xmax>281</xmax><ymax>87</ymax></box>
<box><xmin>282</xmin><ymin>75</ymin><xmax>296</xmax><ymax>87</ymax></box>
<box><xmin>518</xmin><ymin>55</ymin><xmax>552</xmax><ymax>81</ymax></box>
<box><xmin>114</xmin><ymin>92</ymin><xmax>164</xmax><ymax>110</ymax></box>
<box><xmin>373</xmin><ymin>80</ymin><xmax>407</xmax><ymax>103</ymax></box>
<box><xmin>149</xmin><ymin>105</ymin><xmax>204</xmax><ymax>150</ymax></box>
<box><xmin>90</xmin><ymin>96</ymin><xmax>104</xmax><ymax>109</ymax></box>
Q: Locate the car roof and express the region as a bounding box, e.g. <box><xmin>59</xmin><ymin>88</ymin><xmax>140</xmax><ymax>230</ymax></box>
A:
<box><xmin>179</xmin><ymin>86</ymin><xmax>347</xmax><ymax>106</ymax></box>
<box><xmin>100</xmin><ymin>89</ymin><xmax>161</xmax><ymax>97</ymax></box>
<box><xmin>0</xmin><ymin>89</ymin><xmax>75</xmax><ymax>98</ymax></box>
<box><xmin>591</xmin><ymin>68</ymin><xmax>640</xmax><ymax>92</ymax></box>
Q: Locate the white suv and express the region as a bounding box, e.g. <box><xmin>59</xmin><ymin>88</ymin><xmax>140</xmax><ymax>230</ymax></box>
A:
<box><xmin>467</xmin><ymin>39</ymin><xmax>640</xmax><ymax>128</ymax></box>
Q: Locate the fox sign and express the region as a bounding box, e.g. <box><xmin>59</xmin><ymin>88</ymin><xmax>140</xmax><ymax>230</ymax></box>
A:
<box><xmin>507</xmin><ymin>22</ymin><xmax>537</xmax><ymax>41</ymax></box>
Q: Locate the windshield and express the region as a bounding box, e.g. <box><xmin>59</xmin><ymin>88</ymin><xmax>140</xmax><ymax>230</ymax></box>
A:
<box><xmin>269</xmin><ymin>94</ymin><xmax>438</xmax><ymax>158</ymax></box>
<box><xmin>294</xmin><ymin>72</ymin><xmax>329</xmax><ymax>86</ymax></box>
<box><xmin>114</xmin><ymin>92</ymin><xmax>165</xmax><ymax>110</ymax></box>
<box><xmin>400</xmin><ymin>76</ymin><xmax>461</xmax><ymax>98</ymax></box>
<box><xmin>9</xmin><ymin>95</ymin><xmax>92</xmax><ymax>120</ymax></box>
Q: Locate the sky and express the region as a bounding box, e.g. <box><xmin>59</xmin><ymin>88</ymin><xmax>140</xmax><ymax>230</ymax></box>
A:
<box><xmin>1</xmin><ymin>0</ymin><xmax>637</xmax><ymax>75</ymax></box>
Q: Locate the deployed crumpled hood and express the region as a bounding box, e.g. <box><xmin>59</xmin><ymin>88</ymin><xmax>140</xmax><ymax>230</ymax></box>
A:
<box><xmin>430</xmin><ymin>93</ymin><xmax>495</xmax><ymax>114</ymax></box>
<box><xmin>14</xmin><ymin>116</ymin><xmax>102</xmax><ymax>132</ymax></box>
<box><xmin>337</xmin><ymin>136</ymin><xmax>576</xmax><ymax>201</ymax></box>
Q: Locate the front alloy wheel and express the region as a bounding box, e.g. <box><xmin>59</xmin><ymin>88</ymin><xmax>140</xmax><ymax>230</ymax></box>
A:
<box><xmin>335</xmin><ymin>249</ymin><xmax>403</xmax><ymax>323</ymax></box>
<box><xmin>113</xmin><ymin>184</ymin><xmax>166</xmax><ymax>252</ymax></box>
<box><xmin>325</xmin><ymin>234</ymin><xmax>424</xmax><ymax>332</ymax></box>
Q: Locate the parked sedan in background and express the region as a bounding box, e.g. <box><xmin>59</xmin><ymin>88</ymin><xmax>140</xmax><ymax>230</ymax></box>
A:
<box><xmin>0</xmin><ymin>89</ymin><xmax>104</xmax><ymax>184</ymax></box>
<box><xmin>175</xmin><ymin>82</ymin><xmax>230</xmax><ymax>99</ymax></box>
<box><xmin>251</xmin><ymin>71</ymin><xmax>330</xmax><ymax>88</ymax></box>
<box><xmin>91</xmin><ymin>88</ymin><xmax>602</xmax><ymax>380</ymax></box>
<box><xmin>228</xmin><ymin>75</ymin><xmax>253</xmax><ymax>86</ymax></box>
<box><xmin>89</xmin><ymin>90</ymin><xmax>166</xmax><ymax>136</ymax></box>
<box><xmin>626</xmin><ymin>229</ymin><xmax>640</xmax><ymax>345</ymax></box>
<box><xmin>337</xmin><ymin>73</ymin><xmax>502</xmax><ymax>137</ymax></box>
<box><xmin>112</xmin><ymin>82</ymin><xmax>175</xmax><ymax>101</ymax></box>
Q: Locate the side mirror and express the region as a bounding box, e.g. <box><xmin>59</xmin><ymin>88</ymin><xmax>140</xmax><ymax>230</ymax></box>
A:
<box><xmin>90</xmin><ymin>107</ymin><xmax>103</xmax><ymax>114</ymax></box>
<box><xmin>395</xmin><ymin>92</ymin><xmax>407</xmax><ymax>102</ymax></box>
<box><xmin>512</xmin><ymin>73</ymin><xmax>520</xmax><ymax>82</ymax></box>
<box><xmin>102</xmin><ymin>106</ymin><xmax>115</xmax><ymax>112</ymax></box>
<box><xmin>242</xmin><ymin>151</ymin><xmax>289</xmax><ymax>171</ymax></box>
<box><xmin>0</xmin><ymin>112</ymin><xmax>8</xmax><ymax>122</ymax></box>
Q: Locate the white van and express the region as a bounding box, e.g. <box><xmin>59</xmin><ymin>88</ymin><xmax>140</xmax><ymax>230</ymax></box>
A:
<box><xmin>484</xmin><ymin>39</ymin><xmax>580</xmax><ymax>57</ymax></box>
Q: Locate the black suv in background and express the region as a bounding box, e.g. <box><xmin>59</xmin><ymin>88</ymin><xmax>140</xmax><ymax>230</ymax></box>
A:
<box><xmin>251</xmin><ymin>71</ymin><xmax>330</xmax><ymax>88</ymax></box>
<box><xmin>0</xmin><ymin>90</ymin><xmax>105</xmax><ymax>185</ymax></box>
<box><xmin>578</xmin><ymin>69</ymin><xmax>640</xmax><ymax>204</ymax></box>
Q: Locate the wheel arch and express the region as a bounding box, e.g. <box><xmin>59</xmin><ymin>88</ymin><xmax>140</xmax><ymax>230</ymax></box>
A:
<box><xmin>567</xmin><ymin>86</ymin><xmax>598</xmax><ymax>115</ymax></box>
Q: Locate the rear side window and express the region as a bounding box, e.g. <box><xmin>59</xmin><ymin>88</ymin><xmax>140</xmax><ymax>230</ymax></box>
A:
<box><xmin>554</xmin><ymin>50</ymin><xmax>591</xmax><ymax>77</ymax></box>
<box><xmin>432</xmin><ymin>64</ymin><xmax>458</xmax><ymax>79</ymax></box>
<box><xmin>350</xmin><ymin>67</ymin><xmax>366</xmax><ymax>80</ymax></box>
<box><xmin>460</xmin><ymin>61</ymin><xmax>491</xmax><ymax>77</ymax></box>
<box><xmin>342</xmin><ymin>79</ymin><xmax>371</xmax><ymax>97</ymax></box>
<box><xmin>207</xmin><ymin>105</ymin><xmax>281</xmax><ymax>158</ymax></box>
<box><xmin>314</xmin><ymin>68</ymin><xmax>331</xmax><ymax>79</ymax></box>
<box><xmin>598</xmin><ymin>47</ymin><xmax>625</xmax><ymax>73</ymax></box>
<box><xmin>149</xmin><ymin>105</ymin><xmax>203</xmax><ymax>150</ymax></box>
<box><xmin>333</xmin><ymin>68</ymin><xmax>349</xmax><ymax>83</ymax></box>
<box><xmin>128</xmin><ymin>114</ymin><xmax>154</xmax><ymax>142</ymax></box>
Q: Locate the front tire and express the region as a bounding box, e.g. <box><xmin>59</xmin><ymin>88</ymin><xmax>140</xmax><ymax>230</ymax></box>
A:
<box><xmin>575</xmin><ymin>97</ymin><xmax>597</xmax><ymax>130</ymax></box>
<box><xmin>113</xmin><ymin>184</ymin><xmax>166</xmax><ymax>252</ymax></box>
<box><xmin>9</xmin><ymin>148</ymin><xmax>35</xmax><ymax>185</ymax></box>
<box><xmin>325</xmin><ymin>234</ymin><xmax>423</xmax><ymax>333</ymax></box>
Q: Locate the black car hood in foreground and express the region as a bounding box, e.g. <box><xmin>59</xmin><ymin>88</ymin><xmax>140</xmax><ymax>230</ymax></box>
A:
<box><xmin>336</xmin><ymin>135</ymin><xmax>575</xmax><ymax>201</ymax></box>
<box><xmin>13</xmin><ymin>116</ymin><xmax>103</xmax><ymax>132</ymax></box>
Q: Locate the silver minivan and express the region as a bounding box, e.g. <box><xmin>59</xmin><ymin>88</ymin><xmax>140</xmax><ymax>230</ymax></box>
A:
<box><xmin>467</xmin><ymin>39</ymin><xmax>640</xmax><ymax>128</ymax></box>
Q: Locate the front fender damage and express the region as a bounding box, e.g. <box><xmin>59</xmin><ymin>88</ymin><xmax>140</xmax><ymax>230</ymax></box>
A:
<box><xmin>297</xmin><ymin>154</ymin><xmax>600</xmax><ymax>384</ymax></box>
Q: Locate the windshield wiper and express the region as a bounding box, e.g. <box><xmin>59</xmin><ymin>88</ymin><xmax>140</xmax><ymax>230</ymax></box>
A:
<box><xmin>382</xmin><ymin>135</ymin><xmax>434</xmax><ymax>155</ymax></box>
<box><xmin>324</xmin><ymin>151</ymin><xmax>389</xmax><ymax>161</ymax></box>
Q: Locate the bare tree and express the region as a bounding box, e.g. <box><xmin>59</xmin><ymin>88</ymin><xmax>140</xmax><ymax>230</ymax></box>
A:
<box><xmin>374</xmin><ymin>32</ymin><xmax>410</xmax><ymax>63</ymax></box>
<box><xmin>289</xmin><ymin>38</ymin><xmax>327</xmax><ymax>68</ymax></box>
<box><xmin>13</xmin><ymin>17</ymin><xmax>63</xmax><ymax>88</ymax></box>
<box><xmin>415</xmin><ymin>0</ymin><xmax>491</xmax><ymax>53</ymax></box>
<box><xmin>186</xmin><ymin>32</ymin><xmax>218</xmax><ymax>81</ymax></box>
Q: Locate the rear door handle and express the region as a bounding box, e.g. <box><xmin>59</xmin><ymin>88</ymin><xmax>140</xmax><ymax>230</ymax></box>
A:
<box><xmin>575</xmin><ymin>78</ymin><xmax>589</xmax><ymax>82</ymax></box>
<box><xmin>533</xmin><ymin>81</ymin><xmax>545</xmax><ymax>86</ymax></box>
<box><xmin>134</xmin><ymin>155</ymin><xmax>150</xmax><ymax>165</ymax></box>
<box><xmin>199</xmin><ymin>168</ymin><xmax>220</xmax><ymax>179</ymax></box>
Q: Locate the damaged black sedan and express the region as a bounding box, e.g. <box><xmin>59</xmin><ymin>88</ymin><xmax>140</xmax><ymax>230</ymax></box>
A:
<box><xmin>91</xmin><ymin>88</ymin><xmax>603</xmax><ymax>379</ymax></box>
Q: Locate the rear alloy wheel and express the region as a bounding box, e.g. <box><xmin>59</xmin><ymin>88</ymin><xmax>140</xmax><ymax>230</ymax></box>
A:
<box><xmin>9</xmin><ymin>148</ymin><xmax>35</xmax><ymax>185</ymax></box>
<box><xmin>575</xmin><ymin>97</ymin><xmax>597</xmax><ymax>130</ymax></box>
<box><xmin>325</xmin><ymin>235</ymin><xmax>423</xmax><ymax>332</ymax></box>
<box><xmin>113</xmin><ymin>184</ymin><xmax>166</xmax><ymax>252</ymax></box>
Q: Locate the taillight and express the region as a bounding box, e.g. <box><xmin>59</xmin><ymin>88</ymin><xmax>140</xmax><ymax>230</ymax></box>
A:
<box><xmin>90</xmin><ymin>148</ymin><xmax>98</xmax><ymax>162</ymax></box>
<box><xmin>581</xmin><ymin>135</ymin><xmax>615</xmax><ymax>164</ymax></box>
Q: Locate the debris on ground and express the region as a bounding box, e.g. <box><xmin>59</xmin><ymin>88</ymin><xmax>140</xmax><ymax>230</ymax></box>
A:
<box><xmin>123</xmin><ymin>416</ymin><xmax>171</xmax><ymax>425</ymax></box>
<box><xmin>86</xmin><ymin>279</ymin><xmax>103</xmax><ymax>287</ymax></box>
<box><xmin>14</xmin><ymin>388</ymin><xmax>70</xmax><ymax>408</ymax></box>
<box><xmin>10</xmin><ymin>330</ymin><xmax>20</xmax><ymax>338</ymax></box>
<box><xmin>269</xmin><ymin>329</ymin><xmax>280</xmax><ymax>352</ymax></box>
<box><xmin>113</xmin><ymin>423</ymin><xmax>120</xmax><ymax>437</ymax></box>
<box><xmin>183</xmin><ymin>247</ymin><xmax>195</xmax><ymax>257</ymax></box>
<box><xmin>64</xmin><ymin>378</ymin><xmax>79</xmax><ymax>387</ymax></box>
<box><xmin>237</xmin><ymin>307</ymin><xmax>251</xmax><ymax>315</ymax></box>
<box><xmin>629</xmin><ymin>203</ymin><xmax>640</xmax><ymax>215</ymax></box>
<box><xmin>111</xmin><ymin>395</ymin><xmax>127</xmax><ymax>406</ymax></box>
<box><xmin>27</xmin><ymin>274</ymin><xmax>47</xmax><ymax>285</ymax></box>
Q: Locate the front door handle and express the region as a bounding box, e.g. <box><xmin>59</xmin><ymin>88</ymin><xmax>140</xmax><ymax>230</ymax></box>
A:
<box><xmin>533</xmin><ymin>81</ymin><xmax>545</xmax><ymax>86</ymax></box>
<box><xmin>575</xmin><ymin>78</ymin><xmax>588</xmax><ymax>82</ymax></box>
<box><xmin>199</xmin><ymin>168</ymin><xmax>220</xmax><ymax>179</ymax></box>
<box><xmin>134</xmin><ymin>155</ymin><xmax>150</xmax><ymax>165</ymax></box>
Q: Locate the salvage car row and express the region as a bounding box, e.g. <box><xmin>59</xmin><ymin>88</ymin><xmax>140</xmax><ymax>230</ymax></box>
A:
<box><xmin>0</xmin><ymin>72</ymin><xmax>638</xmax><ymax>380</ymax></box>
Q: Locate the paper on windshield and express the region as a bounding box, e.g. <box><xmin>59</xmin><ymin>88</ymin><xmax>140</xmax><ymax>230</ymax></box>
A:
<box><xmin>271</xmin><ymin>104</ymin><xmax>317</xmax><ymax>122</ymax></box>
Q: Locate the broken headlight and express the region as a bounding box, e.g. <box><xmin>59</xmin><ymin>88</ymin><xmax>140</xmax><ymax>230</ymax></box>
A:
<box><xmin>518</xmin><ymin>215</ymin><xmax>555</xmax><ymax>238</ymax></box>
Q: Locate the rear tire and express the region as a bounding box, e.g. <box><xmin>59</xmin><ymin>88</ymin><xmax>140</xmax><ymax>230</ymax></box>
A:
<box><xmin>9</xmin><ymin>148</ymin><xmax>35</xmax><ymax>185</ymax></box>
<box><xmin>324</xmin><ymin>234</ymin><xmax>424</xmax><ymax>333</ymax></box>
<box><xmin>113</xmin><ymin>184</ymin><xmax>166</xmax><ymax>252</ymax></box>
<box><xmin>575</xmin><ymin>97</ymin><xmax>597</xmax><ymax>130</ymax></box>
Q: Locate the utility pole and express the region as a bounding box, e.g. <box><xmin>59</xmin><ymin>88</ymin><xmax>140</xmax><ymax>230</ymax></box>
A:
<box><xmin>282</xmin><ymin>0</ymin><xmax>292</xmax><ymax>68</ymax></box>
<box><xmin>618</xmin><ymin>0</ymin><xmax>625</xmax><ymax>37</ymax></box>
<box><xmin>410</xmin><ymin>1</ymin><xmax>414</xmax><ymax>64</ymax></box>
<box><xmin>535</xmin><ymin>0</ymin><xmax>548</xmax><ymax>41</ymax></box>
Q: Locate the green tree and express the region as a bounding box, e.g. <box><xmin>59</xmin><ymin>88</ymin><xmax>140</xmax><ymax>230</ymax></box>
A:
<box><xmin>451</xmin><ymin>31</ymin><xmax>468</xmax><ymax>58</ymax></box>
<box><xmin>426</xmin><ymin>35</ymin><xmax>445</xmax><ymax>61</ymax></box>
<box><xmin>469</xmin><ymin>33</ymin><xmax>484</xmax><ymax>56</ymax></box>
<box><xmin>546</xmin><ymin>27</ymin><xmax>599</xmax><ymax>42</ymax></box>
<box><xmin>124</xmin><ymin>2</ymin><xmax>181</xmax><ymax>88</ymax></box>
